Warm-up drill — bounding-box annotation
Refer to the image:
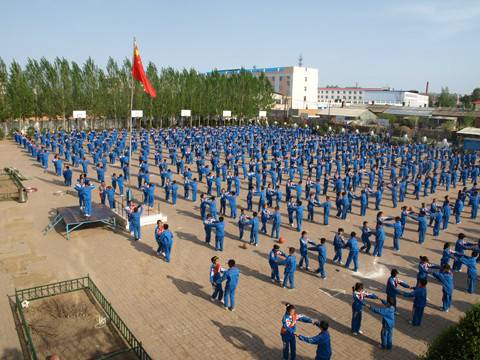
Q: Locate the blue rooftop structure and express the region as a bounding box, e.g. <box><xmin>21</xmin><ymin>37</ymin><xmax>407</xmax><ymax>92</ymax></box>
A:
<box><xmin>208</xmin><ymin>67</ymin><xmax>288</xmax><ymax>75</ymax></box>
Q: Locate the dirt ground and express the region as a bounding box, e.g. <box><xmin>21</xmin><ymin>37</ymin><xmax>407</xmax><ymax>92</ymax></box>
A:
<box><xmin>0</xmin><ymin>175</ymin><xmax>19</xmax><ymax>198</ymax></box>
<box><xmin>0</xmin><ymin>138</ymin><xmax>479</xmax><ymax>360</ymax></box>
<box><xmin>22</xmin><ymin>290</ymin><xmax>135</xmax><ymax>360</ymax></box>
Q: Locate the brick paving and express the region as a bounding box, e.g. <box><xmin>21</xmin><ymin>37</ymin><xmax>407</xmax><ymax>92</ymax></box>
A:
<box><xmin>0</xmin><ymin>139</ymin><xmax>479</xmax><ymax>360</ymax></box>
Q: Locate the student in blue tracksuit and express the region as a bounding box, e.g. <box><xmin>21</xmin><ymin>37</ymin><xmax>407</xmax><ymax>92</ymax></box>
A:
<box><xmin>440</xmin><ymin>242</ymin><xmax>456</xmax><ymax>268</ymax></box>
<box><xmin>105</xmin><ymin>186</ymin><xmax>115</xmax><ymax>209</ymax></box>
<box><xmin>372</xmin><ymin>218</ymin><xmax>387</xmax><ymax>257</ymax></box>
<box><xmin>117</xmin><ymin>174</ymin><xmax>125</xmax><ymax>196</ymax></box>
<box><xmin>360</xmin><ymin>221</ymin><xmax>373</xmax><ymax>254</ymax></box>
<box><xmin>238</xmin><ymin>209</ymin><xmax>247</xmax><ymax>240</ymax></box>
<box><xmin>351</xmin><ymin>282</ymin><xmax>379</xmax><ymax>335</ymax></box>
<box><xmin>319</xmin><ymin>196</ymin><xmax>331</xmax><ymax>225</ymax></box>
<box><xmin>332</xmin><ymin>228</ymin><xmax>345</xmax><ymax>264</ymax></box>
<box><xmin>246</xmin><ymin>212</ymin><xmax>260</xmax><ymax>246</ymax></box>
<box><xmin>159</xmin><ymin>224</ymin><xmax>173</xmax><ymax>262</ymax></box>
<box><xmin>81</xmin><ymin>181</ymin><xmax>95</xmax><ymax>217</ymax></box>
<box><xmin>454</xmin><ymin>252</ymin><xmax>478</xmax><ymax>294</ymax></box>
<box><xmin>386</xmin><ymin>269</ymin><xmax>410</xmax><ymax>310</ymax></box>
<box><xmin>221</xmin><ymin>259</ymin><xmax>240</xmax><ymax>311</ymax></box>
<box><xmin>408</xmin><ymin>210</ymin><xmax>428</xmax><ymax>244</ymax></box>
<box><xmin>366</xmin><ymin>297</ymin><xmax>396</xmax><ymax>350</ymax></box>
<box><xmin>297</xmin><ymin>320</ymin><xmax>332</xmax><ymax>360</ymax></box>
<box><xmin>278</xmin><ymin>247</ymin><xmax>297</xmax><ymax>290</ymax></box>
<box><xmin>130</xmin><ymin>204</ymin><xmax>143</xmax><ymax>241</ymax></box>
<box><xmin>295</xmin><ymin>200</ymin><xmax>304</xmax><ymax>232</ymax></box>
<box><xmin>431</xmin><ymin>265</ymin><xmax>454</xmax><ymax>312</ymax></box>
<box><xmin>345</xmin><ymin>232</ymin><xmax>360</xmax><ymax>272</ymax></box>
<box><xmin>384</xmin><ymin>216</ymin><xmax>402</xmax><ymax>251</ymax></box>
<box><xmin>280</xmin><ymin>303</ymin><xmax>316</xmax><ymax>360</ymax></box>
<box><xmin>401</xmin><ymin>278</ymin><xmax>428</xmax><ymax>326</ymax></box>
<box><xmin>269</xmin><ymin>245</ymin><xmax>285</xmax><ymax>283</ymax></box>
<box><xmin>308</xmin><ymin>238</ymin><xmax>327</xmax><ymax>278</ymax></box>
<box><xmin>210</xmin><ymin>256</ymin><xmax>223</xmax><ymax>301</ymax></box>
<box><xmin>417</xmin><ymin>256</ymin><xmax>439</xmax><ymax>286</ymax></box>
<box><xmin>63</xmin><ymin>165</ymin><xmax>72</xmax><ymax>186</ymax></box>
<box><xmin>299</xmin><ymin>231</ymin><xmax>310</xmax><ymax>271</ymax></box>
<box><xmin>210</xmin><ymin>217</ymin><xmax>225</xmax><ymax>251</ymax></box>
<box><xmin>452</xmin><ymin>233</ymin><xmax>474</xmax><ymax>271</ymax></box>
<box><xmin>154</xmin><ymin>220</ymin><xmax>164</xmax><ymax>254</ymax></box>
<box><xmin>270</xmin><ymin>207</ymin><xmax>281</xmax><ymax>239</ymax></box>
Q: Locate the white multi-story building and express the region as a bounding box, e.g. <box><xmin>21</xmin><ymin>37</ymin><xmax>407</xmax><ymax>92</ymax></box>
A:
<box><xmin>215</xmin><ymin>66</ymin><xmax>319</xmax><ymax>110</ymax></box>
<box><xmin>318</xmin><ymin>87</ymin><xmax>429</xmax><ymax>107</ymax></box>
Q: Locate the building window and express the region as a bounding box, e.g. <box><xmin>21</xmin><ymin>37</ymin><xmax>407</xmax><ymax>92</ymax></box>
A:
<box><xmin>349</xmin><ymin>91</ymin><xmax>352</xmax><ymax>94</ymax></box>
<box><xmin>303</xmin><ymin>96</ymin><xmax>307</xmax><ymax>101</ymax></box>
<box><xmin>343</xmin><ymin>91</ymin><xmax>346</xmax><ymax>94</ymax></box>
<box><xmin>348</xmin><ymin>96</ymin><xmax>351</xmax><ymax>99</ymax></box>
<box><xmin>359</xmin><ymin>96</ymin><xmax>362</xmax><ymax>99</ymax></box>
<box><xmin>337</xmin><ymin>91</ymin><xmax>340</xmax><ymax>94</ymax></box>
<box><xmin>279</xmin><ymin>76</ymin><xmax>283</xmax><ymax>81</ymax></box>
<box><xmin>353</xmin><ymin>96</ymin><xmax>356</xmax><ymax>99</ymax></box>
<box><xmin>304</xmin><ymin>86</ymin><xmax>307</xmax><ymax>91</ymax></box>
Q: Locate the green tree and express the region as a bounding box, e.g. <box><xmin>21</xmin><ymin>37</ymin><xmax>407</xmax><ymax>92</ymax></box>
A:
<box><xmin>437</xmin><ymin>87</ymin><xmax>457</xmax><ymax>107</ymax></box>
<box><xmin>421</xmin><ymin>303</ymin><xmax>480</xmax><ymax>360</ymax></box>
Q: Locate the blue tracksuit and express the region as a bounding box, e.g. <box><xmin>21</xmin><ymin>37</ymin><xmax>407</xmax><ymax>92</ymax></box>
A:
<box><xmin>403</xmin><ymin>286</ymin><xmax>427</xmax><ymax>326</ymax></box>
<box><xmin>269</xmin><ymin>248</ymin><xmax>284</xmax><ymax>282</ymax></box>
<box><xmin>298</xmin><ymin>330</ymin><xmax>332</xmax><ymax>360</ymax></box>
<box><xmin>308</xmin><ymin>241</ymin><xmax>327</xmax><ymax>278</ymax></box>
<box><xmin>351</xmin><ymin>290</ymin><xmax>378</xmax><ymax>333</ymax></box>
<box><xmin>279</xmin><ymin>255</ymin><xmax>296</xmax><ymax>289</ymax></box>
<box><xmin>299</xmin><ymin>236</ymin><xmax>310</xmax><ymax>269</ymax></box>
<box><xmin>386</xmin><ymin>275</ymin><xmax>409</xmax><ymax>308</ymax></box>
<box><xmin>368</xmin><ymin>304</ymin><xmax>395</xmax><ymax>350</ymax></box>
<box><xmin>281</xmin><ymin>313</ymin><xmax>313</xmax><ymax>360</ymax></box>
<box><xmin>160</xmin><ymin>230</ymin><xmax>173</xmax><ymax>262</ymax></box>
<box><xmin>222</xmin><ymin>267</ymin><xmax>240</xmax><ymax>309</ymax></box>
<box><xmin>431</xmin><ymin>271</ymin><xmax>454</xmax><ymax>311</ymax></box>
<box><xmin>345</xmin><ymin>237</ymin><xmax>359</xmax><ymax>272</ymax></box>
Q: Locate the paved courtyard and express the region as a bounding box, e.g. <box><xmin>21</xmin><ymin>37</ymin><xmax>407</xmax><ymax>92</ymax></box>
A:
<box><xmin>0</xmin><ymin>138</ymin><xmax>479</xmax><ymax>360</ymax></box>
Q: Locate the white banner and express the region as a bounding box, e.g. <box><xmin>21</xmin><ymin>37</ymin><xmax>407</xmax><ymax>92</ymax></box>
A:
<box><xmin>73</xmin><ymin>110</ymin><xmax>86</xmax><ymax>119</ymax></box>
<box><xmin>131</xmin><ymin>110</ymin><xmax>143</xmax><ymax>118</ymax></box>
<box><xmin>222</xmin><ymin>110</ymin><xmax>232</xmax><ymax>117</ymax></box>
<box><xmin>181</xmin><ymin>109</ymin><xmax>192</xmax><ymax>117</ymax></box>
<box><xmin>258</xmin><ymin>110</ymin><xmax>267</xmax><ymax>118</ymax></box>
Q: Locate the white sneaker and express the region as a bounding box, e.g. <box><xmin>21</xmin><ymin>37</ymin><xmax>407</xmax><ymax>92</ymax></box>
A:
<box><xmin>358</xmin><ymin>330</ymin><xmax>363</xmax><ymax>334</ymax></box>
<box><xmin>352</xmin><ymin>332</ymin><xmax>359</xmax><ymax>336</ymax></box>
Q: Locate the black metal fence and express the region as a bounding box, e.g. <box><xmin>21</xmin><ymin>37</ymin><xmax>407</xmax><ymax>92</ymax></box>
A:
<box><xmin>15</xmin><ymin>275</ymin><xmax>152</xmax><ymax>360</ymax></box>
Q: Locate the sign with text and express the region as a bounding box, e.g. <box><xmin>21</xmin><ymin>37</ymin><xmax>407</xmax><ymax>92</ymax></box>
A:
<box><xmin>181</xmin><ymin>109</ymin><xmax>192</xmax><ymax>117</ymax></box>
<box><xmin>73</xmin><ymin>110</ymin><xmax>86</xmax><ymax>119</ymax></box>
<box><xmin>258</xmin><ymin>111</ymin><xmax>267</xmax><ymax>118</ymax></box>
<box><xmin>131</xmin><ymin>110</ymin><xmax>143</xmax><ymax>118</ymax></box>
<box><xmin>222</xmin><ymin>110</ymin><xmax>232</xmax><ymax>117</ymax></box>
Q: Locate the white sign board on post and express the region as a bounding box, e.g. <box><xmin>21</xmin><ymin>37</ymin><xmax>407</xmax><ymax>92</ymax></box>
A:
<box><xmin>222</xmin><ymin>110</ymin><xmax>232</xmax><ymax>117</ymax></box>
<box><xmin>181</xmin><ymin>109</ymin><xmax>192</xmax><ymax>117</ymax></box>
<box><xmin>131</xmin><ymin>110</ymin><xmax>143</xmax><ymax>118</ymax></box>
<box><xmin>258</xmin><ymin>111</ymin><xmax>267</xmax><ymax>118</ymax></box>
<box><xmin>73</xmin><ymin>110</ymin><xmax>86</xmax><ymax>119</ymax></box>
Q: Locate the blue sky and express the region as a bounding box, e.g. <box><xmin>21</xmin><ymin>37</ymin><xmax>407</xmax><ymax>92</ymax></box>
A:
<box><xmin>1</xmin><ymin>0</ymin><xmax>479</xmax><ymax>94</ymax></box>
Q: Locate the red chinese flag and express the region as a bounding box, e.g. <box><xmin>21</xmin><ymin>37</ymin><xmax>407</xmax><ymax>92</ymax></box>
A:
<box><xmin>132</xmin><ymin>45</ymin><xmax>157</xmax><ymax>98</ymax></box>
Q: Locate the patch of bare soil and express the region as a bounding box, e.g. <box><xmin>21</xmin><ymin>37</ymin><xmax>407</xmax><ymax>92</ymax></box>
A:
<box><xmin>22</xmin><ymin>290</ymin><xmax>137</xmax><ymax>359</ymax></box>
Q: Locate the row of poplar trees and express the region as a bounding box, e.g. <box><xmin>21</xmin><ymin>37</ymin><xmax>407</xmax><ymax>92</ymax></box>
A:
<box><xmin>0</xmin><ymin>57</ymin><xmax>274</xmax><ymax>123</ymax></box>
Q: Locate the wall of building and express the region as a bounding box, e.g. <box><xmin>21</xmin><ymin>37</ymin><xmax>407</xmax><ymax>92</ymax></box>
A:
<box><xmin>318</xmin><ymin>87</ymin><xmax>428</xmax><ymax>107</ymax></box>
<box><xmin>291</xmin><ymin>67</ymin><xmax>319</xmax><ymax>110</ymax></box>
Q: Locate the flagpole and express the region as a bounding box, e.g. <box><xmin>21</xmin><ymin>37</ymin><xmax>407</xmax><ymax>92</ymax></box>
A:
<box><xmin>128</xmin><ymin>37</ymin><xmax>135</xmax><ymax>194</ymax></box>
